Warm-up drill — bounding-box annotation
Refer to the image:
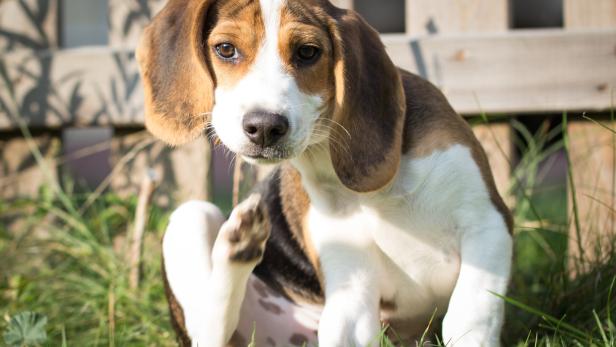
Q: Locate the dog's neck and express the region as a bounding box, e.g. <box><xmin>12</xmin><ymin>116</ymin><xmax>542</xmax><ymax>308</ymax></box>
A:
<box><xmin>291</xmin><ymin>141</ymin><xmax>361</xmax><ymax>213</ymax></box>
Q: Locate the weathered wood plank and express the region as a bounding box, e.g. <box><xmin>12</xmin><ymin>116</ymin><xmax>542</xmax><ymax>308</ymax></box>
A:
<box><xmin>0</xmin><ymin>134</ymin><xmax>60</xmax><ymax>199</ymax></box>
<box><xmin>0</xmin><ymin>48</ymin><xmax>144</xmax><ymax>129</ymax></box>
<box><xmin>565</xmin><ymin>0</ymin><xmax>616</xmax><ymax>273</ymax></box>
<box><xmin>1</xmin><ymin>30</ymin><xmax>615</xmax><ymax>129</ymax></box>
<box><xmin>472</xmin><ymin>122</ymin><xmax>513</xmax><ymax>204</ymax></box>
<box><xmin>111</xmin><ymin>133</ymin><xmax>211</xmax><ymax>205</ymax></box>
<box><xmin>108</xmin><ymin>0</ymin><xmax>166</xmax><ymax>47</ymax></box>
<box><xmin>567</xmin><ymin>120</ymin><xmax>616</xmax><ymax>269</ymax></box>
<box><xmin>384</xmin><ymin>29</ymin><xmax>616</xmax><ymax>115</ymax></box>
<box><xmin>0</xmin><ymin>0</ymin><xmax>59</xmax><ymax>51</ymax></box>
<box><xmin>405</xmin><ymin>0</ymin><xmax>509</xmax><ymax>35</ymax></box>
<box><xmin>564</xmin><ymin>0</ymin><xmax>616</xmax><ymax>29</ymax></box>
<box><xmin>0</xmin><ymin>131</ymin><xmax>210</xmax><ymax>204</ymax></box>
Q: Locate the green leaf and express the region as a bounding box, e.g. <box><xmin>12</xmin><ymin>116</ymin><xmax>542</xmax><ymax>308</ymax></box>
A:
<box><xmin>3</xmin><ymin>311</ymin><xmax>48</xmax><ymax>347</ymax></box>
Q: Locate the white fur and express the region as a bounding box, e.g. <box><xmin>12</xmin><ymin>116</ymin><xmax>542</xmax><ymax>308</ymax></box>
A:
<box><xmin>162</xmin><ymin>201</ymin><xmax>227</xmax><ymax>346</ymax></box>
<box><xmin>293</xmin><ymin>144</ymin><xmax>511</xmax><ymax>346</ymax></box>
<box><xmin>211</xmin><ymin>0</ymin><xmax>324</xmax><ymax>161</ymax></box>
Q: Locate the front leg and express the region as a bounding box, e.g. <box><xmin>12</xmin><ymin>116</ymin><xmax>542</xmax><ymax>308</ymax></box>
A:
<box><xmin>442</xmin><ymin>210</ymin><xmax>512</xmax><ymax>347</ymax></box>
<box><xmin>317</xmin><ymin>242</ymin><xmax>383</xmax><ymax>347</ymax></box>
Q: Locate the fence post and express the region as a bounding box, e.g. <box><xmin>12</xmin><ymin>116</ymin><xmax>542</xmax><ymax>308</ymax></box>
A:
<box><xmin>564</xmin><ymin>0</ymin><xmax>616</xmax><ymax>270</ymax></box>
<box><xmin>564</xmin><ymin>0</ymin><xmax>616</xmax><ymax>29</ymax></box>
<box><xmin>405</xmin><ymin>0</ymin><xmax>509</xmax><ymax>35</ymax></box>
<box><xmin>0</xmin><ymin>0</ymin><xmax>61</xmax><ymax>202</ymax></box>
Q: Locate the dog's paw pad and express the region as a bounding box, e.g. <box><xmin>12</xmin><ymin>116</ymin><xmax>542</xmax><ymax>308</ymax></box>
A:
<box><xmin>216</xmin><ymin>194</ymin><xmax>270</xmax><ymax>263</ymax></box>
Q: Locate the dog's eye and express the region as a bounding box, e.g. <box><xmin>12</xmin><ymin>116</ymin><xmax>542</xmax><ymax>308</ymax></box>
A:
<box><xmin>295</xmin><ymin>45</ymin><xmax>321</xmax><ymax>65</ymax></box>
<box><xmin>215</xmin><ymin>43</ymin><xmax>238</xmax><ymax>60</ymax></box>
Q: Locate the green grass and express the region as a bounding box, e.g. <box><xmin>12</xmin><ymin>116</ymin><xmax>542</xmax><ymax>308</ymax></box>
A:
<box><xmin>1</xmin><ymin>189</ymin><xmax>175</xmax><ymax>346</ymax></box>
<box><xmin>1</xmin><ymin>118</ymin><xmax>616</xmax><ymax>346</ymax></box>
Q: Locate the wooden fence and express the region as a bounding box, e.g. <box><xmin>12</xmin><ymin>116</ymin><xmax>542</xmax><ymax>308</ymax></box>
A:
<box><xmin>1</xmin><ymin>0</ymin><xmax>615</xmax><ymax>262</ymax></box>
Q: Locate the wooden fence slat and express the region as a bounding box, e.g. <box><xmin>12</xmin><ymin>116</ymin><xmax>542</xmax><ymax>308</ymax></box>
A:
<box><xmin>384</xmin><ymin>29</ymin><xmax>616</xmax><ymax>115</ymax></box>
<box><xmin>0</xmin><ymin>0</ymin><xmax>59</xmax><ymax>50</ymax></box>
<box><xmin>0</xmin><ymin>135</ymin><xmax>60</xmax><ymax>199</ymax></box>
<box><xmin>565</xmin><ymin>0</ymin><xmax>616</xmax><ymax>29</ymax></box>
<box><xmin>0</xmin><ymin>131</ymin><xmax>210</xmax><ymax>206</ymax></box>
<box><xmin>0</xmin><ymin>48</ymin><xmax>144</xmax><ymax>130</ymax></box>
<box><xmin>567</xmin><ymin>120</ymin><xmax>616</xmax><ymax>269</ymax></box>
<box><xmin>1</xmin><ymin>30</ymin><xmax>614</xmax><ymax>130</ymax></box>
<box><xmin>108</xmin><ymin>0</ymin><xmax>166</xmax><ymax>48</ymax></box>
<box><xmin>405</xmin><ymin>0</ymin><xmax>509</xmax><ymax>35</ymax></box>
<box><xmin>111</xmin><ymin>134</ymin><xmax>211</xmax><ymax>205</ymax></box>
<box><xmin>565</xmin><ymin>0</ymin><xmax>616</xmax><ymax>269</ymax></box>
<box><xmin>472</xmin><ymin>123</ymin><xmax>513</xmax><ymax>204</ymax></box>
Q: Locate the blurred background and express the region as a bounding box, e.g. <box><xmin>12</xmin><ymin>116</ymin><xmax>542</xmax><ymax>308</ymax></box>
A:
<box><xmin>0</xmin><ymin>0</ymin><xmax>615</xmax><ymax>346</ymax></box>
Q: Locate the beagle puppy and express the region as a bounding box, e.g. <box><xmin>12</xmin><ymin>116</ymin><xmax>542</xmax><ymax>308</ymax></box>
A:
<box><xmin>137</xmin><ymin>0</ymin><xmax>513</xmax><ymax>346</ymax></box>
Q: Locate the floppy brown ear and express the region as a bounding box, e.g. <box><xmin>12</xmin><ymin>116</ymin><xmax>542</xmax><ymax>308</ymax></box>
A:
<box><xmin>327</xmin><ymin>8</ymin><xmax>406</xmax><ymax>192</ymax></box>
<box><xmin>136</xmin><ymin>0</ymin><xmax>215</xmax><ymax>145</ymax></box>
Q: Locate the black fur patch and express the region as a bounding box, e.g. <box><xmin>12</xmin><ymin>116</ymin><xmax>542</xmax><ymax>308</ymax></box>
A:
<box><xmin>253</xmin><ymin>169</ymin><xmax>324</xmax><ymax>303</ymax></box>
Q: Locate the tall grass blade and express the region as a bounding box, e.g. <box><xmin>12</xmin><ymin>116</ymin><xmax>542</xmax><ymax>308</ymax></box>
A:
<box><xmin>494</xmin><ymin>292</ymin><xmax>589</xmax><ymax>341</ymax></box>
<box><xmin>592</xmin><ymin>310</ymin><xmax>609</xmax><ymax>346</ymax></box>
<box><xmin>562</xmin><ymin>112</ymin><xmax>585</xmax><ymax>267</ymax></box>
<box><xmin>607</xmin><ymin>276</ymin><xmax>616</xmax><ymax>343</ymax></box>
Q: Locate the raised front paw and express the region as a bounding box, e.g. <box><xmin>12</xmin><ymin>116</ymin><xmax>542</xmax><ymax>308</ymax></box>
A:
<box><xmin>213</xmin><ymin>194</ymin><xmax>271</xmax><ymax>264</ymax></box>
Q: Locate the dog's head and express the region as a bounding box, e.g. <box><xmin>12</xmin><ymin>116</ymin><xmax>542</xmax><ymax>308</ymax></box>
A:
<box><xmin>137</xmin><ymin>0</ymin><xmax>405</xmax><ymax>192</ymax></box>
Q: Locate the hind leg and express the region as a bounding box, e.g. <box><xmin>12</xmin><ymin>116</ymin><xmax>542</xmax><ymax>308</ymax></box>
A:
<box><xmin>162</xmin><ymin>195</ymin><xmax>270</xmax><ymax>347</ymax></box>
<box><xmin>162</xmin><ymin>200</ymin><xmax>225</xmax><ymax>345</ymax></box>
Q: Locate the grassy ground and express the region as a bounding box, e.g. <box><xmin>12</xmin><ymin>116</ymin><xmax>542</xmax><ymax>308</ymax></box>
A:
<box><xmin>1</xmin><ymin>118</ymin><xmax>616</xmax><ymax>346</ymax></box>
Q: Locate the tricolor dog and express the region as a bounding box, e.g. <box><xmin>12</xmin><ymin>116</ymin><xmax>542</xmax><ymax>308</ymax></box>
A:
<box><xmin>137</xmin><ymin>0</ymin><xmax>513</xmax><ymax>346</ymax></box>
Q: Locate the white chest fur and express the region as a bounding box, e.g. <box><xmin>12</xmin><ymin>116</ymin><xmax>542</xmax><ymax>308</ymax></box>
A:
<box><xmin>295</xmin><ymin>144</ymin><xmax>500</xmax><ymax>324</ymax></box>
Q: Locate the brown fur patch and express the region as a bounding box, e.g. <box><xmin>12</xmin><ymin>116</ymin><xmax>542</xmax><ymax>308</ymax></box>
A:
<box><xmin>279</xmin><ymin>2</ymin><xmax>335</xmax><ymax>98</ymax></box>
<box><xmin>290</xmin><ymin>333</ymin><xmax>311</xmax><ymax>346</ymax></box>
<box><xmin>206</xmin><ymin>0</ymin><xmax>265</xmax><ymax>89</ymax></box>
<box><xmin>253</xmin><ymin>167</ymin><xmax>324</xmax><ymax>305</ymax></box>
<box><xmin>137</xmin><ymin>0</ymin><xmax>265</xmax><ymax>145</ymax></box>
<box><xmin>380</xmin><ymin>298</ymin><xmax>398</xmax><ymax>312</ymax></box>
<box><xmin>271</xmin><ymin>1</ymin><xmax>407</xmax><ymax>192</ymax></box>
<box><xmin>137</xmin><ymin>0</ymin><xmax>215</xmax><ymax>145</ymax></box>
<box><xmin>228</xmin><ymin>331</ymin><xmax>247</xmax><ymax>347</ymax></box>
<box><xmin>324</xmin><ymin>4</ymin><xmax>406</xmax><ymax>192</ymax></box>
<box><xmin>399</xmin><ymin>70</ymin><xmax>513</xmax><ymax>233</ymax></box>
<box><xmin>279</xmin><ymin>164</ymin><xmax>320</xmax><ymax>272</ymax></box>
<box><xmin>258</xmin><ymin>299</ymin><xmax>285</xmax><ymax>314</ymax></box>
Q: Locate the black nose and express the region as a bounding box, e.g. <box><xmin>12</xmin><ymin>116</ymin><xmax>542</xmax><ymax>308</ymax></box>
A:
<box><xmin>242</xmin><ymin>111</ymin><xmax>289</xmax><ymax>147</ymax></box>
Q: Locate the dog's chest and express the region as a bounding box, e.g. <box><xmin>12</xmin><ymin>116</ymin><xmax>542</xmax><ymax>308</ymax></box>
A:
<box><xmin>301</xmin><ymin>145</ymin><xmax>489</xmax><ymax>320</ymax></box>
<box><xmin>367</xmin><ymin>199</ymin><xmax>462</xmax><ymax>319</ymax></box>
<box><xmin>306</xmin><ymin>197</ymin><xmax>461</xmax><ymax>314</ymax></box>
